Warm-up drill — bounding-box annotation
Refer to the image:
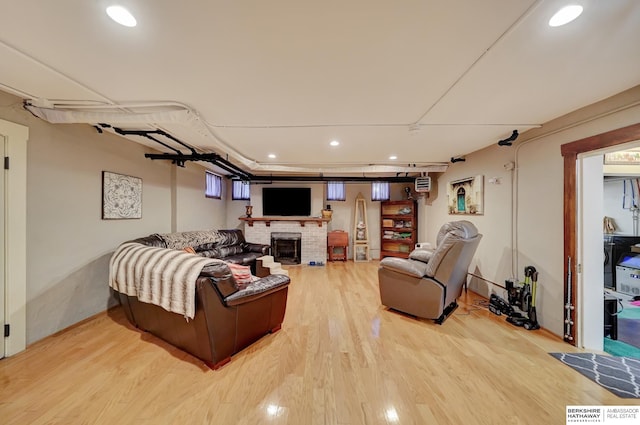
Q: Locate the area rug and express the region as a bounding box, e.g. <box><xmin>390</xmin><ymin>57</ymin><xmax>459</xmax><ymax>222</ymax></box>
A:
<box><xmin>604</xmin><ymin>337</ymin><xmax>640</xmax><ymax>359</ymax></box>
<box><xmin>549</xmin><ymin>352</ymin><xmax>640</xmax><ymax>398</ymax></box>
<box><xmin>618</xmin><ymin>303</ymin><xmax>640</xmax><ymax>319</ymax></box>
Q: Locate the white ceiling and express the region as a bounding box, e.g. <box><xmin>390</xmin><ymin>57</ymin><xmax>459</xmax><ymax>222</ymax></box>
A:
<box><xmin>1</xmin><ymin>0</ymin><xmax>639</xmax><ymax>177</ymax></box>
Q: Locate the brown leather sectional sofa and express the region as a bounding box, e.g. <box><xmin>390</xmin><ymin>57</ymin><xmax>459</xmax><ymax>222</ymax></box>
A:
<box><xmin>112</xmin><ymin>229</ymin><xmax>290</xmax><ymax>369</ymax></box>
<box><xmin>130</xmin><ymin>228</ymin><xmax>271</xmax><ymax>273</ymax></box>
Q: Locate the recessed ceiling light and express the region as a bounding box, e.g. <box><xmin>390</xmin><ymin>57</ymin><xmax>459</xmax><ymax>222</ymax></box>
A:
<box><xmin>549</xmin><ymin>5</ymin><xmax>583</xmax><ymax>27</ymax></box>
<box><xmin>389</xmin><ymin>155</ymin><xmax>397</xmax><ymax>160</ymax></box>
<box><xmin>268</xmin><ymin>154</ymin><xmax>276</xmax><ymax>159</ymax></box>
<box><xmin>330</xmin><ymin>140</ymin><xmax>340</xmax><ymax>146</ymax></box>
<box><xmin>106</xmin><ymin>5</ymin><xmax>137</xmax><ymax>27</ymax></box>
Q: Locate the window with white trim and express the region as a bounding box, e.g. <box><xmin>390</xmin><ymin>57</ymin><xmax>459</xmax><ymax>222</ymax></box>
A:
<box><xmin>232</xmin><ymin>180</ymin><xmax>250</xmax><ymax>200</ymax></box>
<box><xmin>326</xmin><ymin>181</ymin><xmax>346</xmax><ymax>201</ymax></box>
<box><xmin>371</xmin><ymin>181</ymin><xmax>390</xmax><ymax>201</ymax></box>
<box><xmin>205</xmin><ymin>171</ymin><xmax>222</xmax><ymax>199</ymax></box>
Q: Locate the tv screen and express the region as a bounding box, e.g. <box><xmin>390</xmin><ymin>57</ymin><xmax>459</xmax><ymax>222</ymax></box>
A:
<box><xmin>262</xmin><ymin>187</ymin><xmax>311</xmax><ymax>216</ymax></box>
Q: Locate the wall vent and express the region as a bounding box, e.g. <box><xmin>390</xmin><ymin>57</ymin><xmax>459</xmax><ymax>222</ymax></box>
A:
<box><xmin>415</xmin><ymin>176</ymin><xmax>431</xmax><ymax>192</ymax></box>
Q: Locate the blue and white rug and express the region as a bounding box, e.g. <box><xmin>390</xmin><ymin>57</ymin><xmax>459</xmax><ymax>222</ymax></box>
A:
<box><xmin>550</xmin><ymin>352</ymin><xmax>640</xmax><ymax>398</ymax></box>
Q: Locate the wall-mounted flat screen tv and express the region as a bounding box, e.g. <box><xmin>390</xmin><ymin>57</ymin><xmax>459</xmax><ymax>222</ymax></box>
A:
<box><xmin>262</xmin><ymin>187</ymin><xmax>311</xmax><ymax>216</ymax></box>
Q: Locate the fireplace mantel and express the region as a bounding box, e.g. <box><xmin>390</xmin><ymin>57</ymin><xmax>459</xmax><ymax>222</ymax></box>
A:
<box><xmin>239</xmin><ymin>217</ymin><xmax>330</xmax><ymax>227</ymax></box>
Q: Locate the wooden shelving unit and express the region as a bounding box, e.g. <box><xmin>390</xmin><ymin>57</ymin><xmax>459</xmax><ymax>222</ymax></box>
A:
<box><xmin>380</xmin><ymin>200</ymin><xmax>417</xmax><ymax>259</ymax></box>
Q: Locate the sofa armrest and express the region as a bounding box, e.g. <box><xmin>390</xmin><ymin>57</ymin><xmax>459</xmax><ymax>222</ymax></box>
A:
<box><xmin>379</xmin><ymin>257</ymin><xmax>429</xmax><ymax>278</ymax></box>
<box><xmin>244</xmin><ymin>243</ymin><xmax>271</xmax><ymax>255</ymax></box>
<box><xmin>225</xmin><ymin>274</ymin><xmax>290</xmax><ymax>306</ymax></box>
<box><xmin>200</xmin><ymin>263</ymin><xmax>240</xmax><ymax>298</ymax></box>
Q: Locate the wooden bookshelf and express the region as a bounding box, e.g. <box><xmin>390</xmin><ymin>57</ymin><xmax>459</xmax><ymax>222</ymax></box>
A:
<box><xmin>380</xmin><ymin>200</ymin><xmax>417</xmax><ymax>258</ymax></box>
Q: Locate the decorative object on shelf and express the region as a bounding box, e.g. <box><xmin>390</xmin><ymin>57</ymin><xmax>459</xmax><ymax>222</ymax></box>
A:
<box><xmin>380</xmin><ymin>200</ymin><xmax>417</xmax><ymax>258</ymax></box>
<box><xmin>447</xmin><ymin>175</ymin><xmax>484</xmax><ymax>215</ymax></box>
<box><xmin>404</xmin><ymin>186</ymin><xmax>414</xmax><ymax>200</ymax></box>
<box><xmin>356</xmin><ymin>222</ymin><xmax>366</xmax><ymax>240</ymax></box>
<box><xmin>102</xmin><ymin>171</ymin><xmax>142</xmax><ymax>219</ymax></box>
<box><xmin>353</xmin><ymin>193</ymin><xmax>369</xmax><ymax>262</ymax></box>
<box><xmin>321</xmin><ymin>204</ymin><xmax>333</xmax><ymax>220</ymax></box>
<box><xmin>245</xmin><ymin>205</ymin><xmax>253</xmax><ymax>218</ymax></box>
<box><xmin>603</xmin><ymin>216</ymin><xmax>616</xmax><ymax>234</ymax></box>
<box><xmin>354</xmin><ymin>245</ymin><xmax>369</xmax><ymax>262</ymax></box>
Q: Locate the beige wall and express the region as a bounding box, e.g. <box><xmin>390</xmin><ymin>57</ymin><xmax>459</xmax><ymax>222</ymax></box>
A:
<box><xmin>225</xmin><ymin>180</ymin><xmax>248</xmax><ymax>230</ymax></box>
<box><xmin>175</xmin><ymin>163</ymin><xmax>227</xmax><ymax>231</ymax></box>
<box><xmin>0</xmin><ymin>90</ymin><xmax>226</xmax><ymax>344</ymax></box>
<box><xmin>424</xmin><ymin>85</ymin><xmax>640</xmax><ymax>337</ymax></box>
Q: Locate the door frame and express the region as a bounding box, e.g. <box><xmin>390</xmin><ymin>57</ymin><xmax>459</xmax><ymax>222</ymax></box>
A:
<box><xmin>561</xmin><ymin>122</ymin><xmax>640</xmax><ymax>344</ymax></box>
<box><xmin>0</xmin><ymin>118</ymin><xmax>27</xmax><ymax>357</ymax></box>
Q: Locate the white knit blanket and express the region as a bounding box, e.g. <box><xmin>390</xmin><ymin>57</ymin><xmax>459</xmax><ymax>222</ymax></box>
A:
<box><xmin>109</xmin><ymin>242</ymin><xmax>222</xmax><ymax>319</ymax></box>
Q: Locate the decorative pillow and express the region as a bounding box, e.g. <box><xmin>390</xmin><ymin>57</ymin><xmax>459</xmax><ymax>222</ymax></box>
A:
<box><xmin>226</xmin><ymin>263</ymin><xmax>253</xmax><ymax>288</ymax></box>
<box><xmin>183</xmin><ymin>246</ymin><xmax>196</xmax><ymax>254</ymax></box>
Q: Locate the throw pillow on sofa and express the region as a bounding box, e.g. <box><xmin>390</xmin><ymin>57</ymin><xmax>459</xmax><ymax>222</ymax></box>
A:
<box><xmin>226</xmin><ymin>263</ymin><xmax>253</xmax><ymax>288</ymax></box>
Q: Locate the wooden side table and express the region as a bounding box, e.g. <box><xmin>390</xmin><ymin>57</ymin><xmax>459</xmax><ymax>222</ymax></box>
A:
<box><xmin>328</xmin><ymin>230</ymin><xmax>348</xmax><ymax>261</ymax></box>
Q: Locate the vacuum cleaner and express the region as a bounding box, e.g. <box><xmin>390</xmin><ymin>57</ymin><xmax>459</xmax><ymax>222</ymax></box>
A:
<box><xmin>503</xmin><ymin>266</ymin><xmax>540</xmax><ymax>330</ymax></box>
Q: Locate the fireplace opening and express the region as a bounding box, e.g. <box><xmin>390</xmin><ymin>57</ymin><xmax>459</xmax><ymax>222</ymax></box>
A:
<box><xmin>271</xmin><ymin>232</ymin><xmax>302</xmax><ymax>265</ymax></box>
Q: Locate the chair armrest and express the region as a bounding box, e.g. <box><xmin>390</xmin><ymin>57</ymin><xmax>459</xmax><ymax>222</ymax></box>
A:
<box><xmin>408</xmin><ymin>249</ymin><xmax>434</xmax><ymax>263</ymax></box>
<box><xmin>379</xmin><ymin>257</ymin><xmax>429</xmax><ymax>278</ymax></box>
<box><xmin>225</xmin><ymin>274</ymin><xmax>290</xmax><ymax>306</ymax></box>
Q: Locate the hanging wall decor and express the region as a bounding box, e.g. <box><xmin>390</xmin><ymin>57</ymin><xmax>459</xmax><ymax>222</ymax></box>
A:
<box><xmin>447</xmin><ymin>175</ymin><xmax>484</xmax><ymax>215</ymax></box>
<box><xmin>102</xmin><ymin>171</ymin><xmax>142</xmax><ymax>219</ymax></box>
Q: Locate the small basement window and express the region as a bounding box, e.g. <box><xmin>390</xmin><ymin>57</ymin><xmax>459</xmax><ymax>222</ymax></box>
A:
<box><xmin>205</xmin><ymin>171</ymin><xmax>222</xmax><ymax>199</ymax></box>
<box><xmin>232</xmin><ymin>180</ymin><xmax>250</xmax><ymax>200</ymax></box>
<box><xmin>327</xmin><ymin>181</ymin><xmax>346</xmax><ymax>201</ymax></box>
<box><xmin>371</xmin><ymin>181</ymin><xmax>390</xmax><ymax>201</ymax></box>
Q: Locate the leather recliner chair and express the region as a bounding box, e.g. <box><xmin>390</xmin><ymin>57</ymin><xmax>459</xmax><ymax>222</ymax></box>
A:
<box><xmin>378</xmin><ymin>220</ymin><xmax>482</xmax><ymax>324</ymax></box>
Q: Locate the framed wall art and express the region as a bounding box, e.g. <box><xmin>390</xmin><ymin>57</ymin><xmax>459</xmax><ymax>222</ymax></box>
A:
<box><xmin>102</xmin><ymin>171</ymin><xmax>142</xmax><ymax>219</ymax></box>
<box><xmin>447</xmin><ymin>175</ymin><xmax>484</xmax><ymax>215</ymax></box>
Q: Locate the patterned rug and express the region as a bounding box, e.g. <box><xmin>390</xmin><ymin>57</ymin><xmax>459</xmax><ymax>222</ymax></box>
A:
<box><xmin>550</xmin><ymin>353</ymin><xmax>640</xmax><ymax>398</ymax></box>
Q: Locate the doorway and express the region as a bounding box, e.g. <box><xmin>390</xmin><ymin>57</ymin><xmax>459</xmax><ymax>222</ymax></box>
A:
<box><xmin>0</xmin><ymin>118</ymin><xmax>27</xmax><ymax>359</ymax></box>
<box><xmin>562</xmin><ymin>122</ymin><xmax>640</xmax><ymax>347</ymax></box>
<box><xmin>0</xmin><ymin>134</ymin><xmax>4</xmax><ymax>359</ymax></box>
<box><xmin>600</xmin><ymin>149</ymin><xmax>640</xmax><ymax>355</ymax></box>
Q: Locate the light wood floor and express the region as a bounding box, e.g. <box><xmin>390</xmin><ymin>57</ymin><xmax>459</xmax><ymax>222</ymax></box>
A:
<box><xmin>0</xmin><ymin>261</ymin><xmax>636</xmax><ymax>424</ymax></box>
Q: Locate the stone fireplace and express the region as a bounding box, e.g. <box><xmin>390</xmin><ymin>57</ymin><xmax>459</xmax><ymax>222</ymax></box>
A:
<box><xmin>271</xmin><ymin>232</ymin><xmax>302</xmax><ymax>264</ymax></box>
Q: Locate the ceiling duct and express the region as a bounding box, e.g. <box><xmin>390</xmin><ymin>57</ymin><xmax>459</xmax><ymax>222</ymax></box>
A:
<box><xmin>24</xmin><ymin>103</ymin><xmax>194</xmax><ymax>125</ymax></box>
<box><xmin>22</xmin><ymin>101</ymin><xmax>450</xmax><ymax>178</ymax></box>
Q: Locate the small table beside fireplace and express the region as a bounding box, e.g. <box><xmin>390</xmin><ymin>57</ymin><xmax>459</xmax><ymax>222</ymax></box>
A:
<box><xmin>327</xmin><ymin>230</ymin><xmax>348</xmax><ymax>262</ymax></box>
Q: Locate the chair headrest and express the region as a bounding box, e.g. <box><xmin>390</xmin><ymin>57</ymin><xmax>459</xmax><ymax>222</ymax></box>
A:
<box><xmin>436</xmin><ymin>221</ymin><xmax>478</xmax><ymax>245</ymax></box>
